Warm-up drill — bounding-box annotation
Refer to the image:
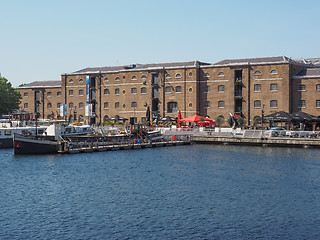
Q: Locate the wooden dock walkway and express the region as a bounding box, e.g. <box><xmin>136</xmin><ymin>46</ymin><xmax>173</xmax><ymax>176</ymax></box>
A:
<box><xmin>58</xmin><ymin>134</ymin><xmax>191</xmax><ymax>154</ymax></box>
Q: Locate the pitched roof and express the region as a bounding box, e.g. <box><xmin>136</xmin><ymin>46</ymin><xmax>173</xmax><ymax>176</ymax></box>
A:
<box><xmin>72</xmin><ymin>61</ymin><xmax>209</xmax><ymax>74</ymax></box>
<box><xmin>294</xmin><ymin>68</ymin><xmax>320</xmax><ymax>78</ymax></box>
<box><xmin>213</xmin><ymin>56</ymin><xmax>290</xmax><ymax>65</ymax></box>
<box><xmin>17</xmin><ymin>81</ymin><xmax>61</xmax><ymax>89</ymax></box>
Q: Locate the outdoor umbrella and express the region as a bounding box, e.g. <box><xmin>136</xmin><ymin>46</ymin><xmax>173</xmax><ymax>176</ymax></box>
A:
<box><xmin>180</xmin><ymin>115</ymin><xmax>214</xmax><ymax>123</ymax></box>
<box><xmin>146</xmin><ymin>106</ymin><xmax>150</xmax><ymax>123</ymax></box>
<box><xmin>160</xmin><ymin>116</ymin><xmax>176</xmax><ymax>121</ymax></box>
<box><xmin>177</xmin><ymin>110</ymin><xmax>182</xmax><ymax>124</ymax></box>
<box><xmin>291</xmin><ymin>111</ymin><xmax>320</xmax><ymax>122</ymax></box>
<box><xmin>264</xmin><ymin>111</ymin><xmax>293</xmax><ymax>122</ymax></box>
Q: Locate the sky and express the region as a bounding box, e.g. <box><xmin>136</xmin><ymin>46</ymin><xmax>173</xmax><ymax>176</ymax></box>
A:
<box><xmin>1</xmin><ymin>0</ymin><xmax>320</xmax><ymax>87</ymax></box>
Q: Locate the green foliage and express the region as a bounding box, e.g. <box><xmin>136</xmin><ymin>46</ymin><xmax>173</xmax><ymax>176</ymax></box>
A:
<box><xmin>0</xmin><ymin>77</ymin><xmax>21</xmax><ymax>115</ymax></box>
<box><xmin>236</xmin><ymin>117</ymin><xmax>245</xmax><ymax>127</ymax></box>
<box><xmin>215</xmin><ymin>116</ymin><xmax>224</xmax><ymax>127</ymax></box>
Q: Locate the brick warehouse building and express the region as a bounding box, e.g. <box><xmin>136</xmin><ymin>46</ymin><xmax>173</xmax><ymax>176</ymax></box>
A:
<box><xmin>17</xmin><ymin>56</ymin><xmax>320</xmax><ymax>126</ymax></box>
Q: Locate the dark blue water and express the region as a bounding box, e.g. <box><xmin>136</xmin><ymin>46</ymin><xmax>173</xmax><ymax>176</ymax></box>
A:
<box><xmin>0</xmin><ymin>145</ymin><xmax>320</xmax><ymax>239</ymax></box>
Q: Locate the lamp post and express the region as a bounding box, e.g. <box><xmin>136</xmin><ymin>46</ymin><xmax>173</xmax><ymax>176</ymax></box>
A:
<box><xmin>261</xmin><ymin>104</ymin><xmax>265</xmax><ymax>129</ymax></box>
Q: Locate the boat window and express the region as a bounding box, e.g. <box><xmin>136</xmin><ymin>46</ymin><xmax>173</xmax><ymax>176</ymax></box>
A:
<box><xmin>5</xmin><ymin>130</ymin><xmax>11</xmax><ymax>136</ymax></box>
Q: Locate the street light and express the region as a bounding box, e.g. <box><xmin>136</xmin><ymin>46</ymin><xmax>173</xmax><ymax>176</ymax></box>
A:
<box><xmin>261</xmin><ymin>104</ymin><xmax>265</xmax><ymax>129</ymax></box>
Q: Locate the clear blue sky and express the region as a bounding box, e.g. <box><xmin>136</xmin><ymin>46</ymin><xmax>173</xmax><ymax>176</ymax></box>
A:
<box><xmin>1</xmin><ymin>0</ymin><xmax>320</xmax><ymax>86</ymax></box>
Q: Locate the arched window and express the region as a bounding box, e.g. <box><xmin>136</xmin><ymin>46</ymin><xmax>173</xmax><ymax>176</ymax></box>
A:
<box><xmin>47</xmin><ymin>103</ymin><xmax>52</xmax><ymax>109</ymax></box>
<box><xmin>69</xmin><ymin>79</ymin><xmax>73</xmax><ymax>83</ymax></box>
<box><xmin>47</xmin><ymin>92</ymin><xmax>52</xmax><ymax>97</ymax></box>
<box><xmin>253</xmin><ymin>116</ymin><xmax>261</xmax><ymax>125</ymax></box>
<box><xmin>270</xmin><ymin>100</ymin><xmax>277</xmax><ymax>108</ymax></box>
<box><xmin>104</xmin><ymin>89</ymin><xmax>110</xmax><ymax>95</ymax></box>
<box><xmin>254</xmin><ymin>70</ymin><xmax>262</xmax><ymax>76</ymax></box>
<box><xmin>175</xmin><ymin>73</ymin><xmax>182</xmax><ymax>78</ymax></box>
<box><xmin>79</xmin><ymin>102</ymin><xmax>84</xmax><ymax>109</ymax></box>
<box><xmin>115</xmin><ymin>88</ymin><xmax>120</xmax><ymax>95</ymax></box>
<box><xmin>131</xmin><ymin>76</ymin><xmax>137</xmax><ymax>80</ymax></box>
<box><xmin>316</xmin><ymin>84</ymin><xmax>320</xmax><ymax>91</ymax></box>
<box><xmin>175</xmin><ymin>86</ymin><xmax>182</xmax><ymax>93</ymax></box>
<box><xmin>204</xmin><ymin>73</ymin><xmax>210</xmax><ymax>78</ymax></box>
<box><xmin>79</xmin><ymin>89</ymin><xmax>84</xmax><ymax>96</ymax></box>
<box><xmin>270</xmin><ymin>83</ymin><xmax>278</xmax><ymax>91</ymax></box>
<box><xmin>131</xmin><ymin>88</ymin><xmax>137</xmax><ymax>94</ymax></box>
<box><xmin>165</xmin><ymin>86</ymin><xmax>171</xmax><ymax>93</ymax></box>
<box><xmin>166</xmin><ymin>74</ymin><xmax>171</xmax><ymax>79</ymax></box>
<box><xmin>79</xmin><ymin>79</ymin><xmax>84</xmax><ymax>83</ymax></box>
<box><xmin>103</xmin><ymin>115</ymin><xmax>109</xmax><ymax>122</ymax></box>
<box><xmin>104</xmin><ymin>102</ymin><xmax>109</xmax><ymax>109</ymax></box>
<box><xmin>104</xmin><ymin>78</ymin><xmax>109</xmax><ymax>82</ymax></box>
<box><xmin>218</xmin><ymin>72</ymin><xmax>225</xmax><ymax>77</ymax></box>
<box><xmin>69</xmin><ymin>102</ymin><xmax>74</xmax><ymax>109</ymax></box>
<box><xmin>270</xmin><ymin>70</ymin><xmax>278</xmax><ymax>75</ymax></box>
<box><xmin>23</xmin><ymin>92</ymin><xmax>28</xmax><ymax>97</ymax></box>
<box><xmin>115</xmin><ymin>77</ymin><xmax>120</xmax><ymax>81</ymax></box>
<box><xmin>141</xmin><ymin>75</ymin><xmax>147</xmax><ymax>80</ymax></box>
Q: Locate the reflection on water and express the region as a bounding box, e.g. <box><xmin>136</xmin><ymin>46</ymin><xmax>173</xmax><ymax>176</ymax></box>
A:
<box><xmin>0</xmin><ymin>145</ymin><xmax>320</xmax><ymax>239</ymax></box>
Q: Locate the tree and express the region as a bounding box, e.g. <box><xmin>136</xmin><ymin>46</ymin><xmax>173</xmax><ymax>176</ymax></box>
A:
<box><xmin>0</xmin><ymin>77</ymin><xmax>21</xmax><ymax>115</ymax></box>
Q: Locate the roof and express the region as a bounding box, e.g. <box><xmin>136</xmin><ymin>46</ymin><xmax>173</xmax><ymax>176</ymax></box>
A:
<box><xmin>294</xmin><ymin>68</ymin><xmax>320</xmax><ymax>78</ymax></box>
<box><xmin>71</xmin><ymin>61</ymin><xmax>210</xmax><ymax>74</ymax></box>
<box><xmin>213</xmin><ymin>56</ymin><xmax>290</xmax><ymax>65</ymax></box>
<box><xmin>294</xmin><ymin>58</ymin><xmax>320</xmax><ymax>65</ymax></box>
<box><xmin>17</xmin><ymin>80</ymin><xmax>61</xmax><ymax>89</ymax></box>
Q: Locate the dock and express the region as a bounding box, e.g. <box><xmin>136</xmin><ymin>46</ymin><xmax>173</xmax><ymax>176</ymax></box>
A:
<box><xmin>58</xmin><ymin>134</ymin><xmax>192</xmax><ymax>154</ymax></box>
<box><xmin>192</xmin><ymin>135</ymin><xmax>320</xmax><ymax>148</ymax></box>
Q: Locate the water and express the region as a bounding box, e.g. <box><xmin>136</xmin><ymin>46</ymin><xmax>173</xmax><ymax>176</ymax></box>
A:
<box><xmin>0</xmin><ymin>145</ymin><xmax>320</xmax><ymax>239</ymax></box>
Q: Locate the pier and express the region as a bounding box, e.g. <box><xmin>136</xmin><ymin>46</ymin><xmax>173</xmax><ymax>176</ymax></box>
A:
<box><xmin>58</xmin><ymin>134</ymin><xmax>192</xmax><ymax>154</ymax></box>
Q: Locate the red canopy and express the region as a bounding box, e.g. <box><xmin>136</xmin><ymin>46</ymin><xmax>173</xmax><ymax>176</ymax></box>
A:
<box><xmin>180</xmin><ymin>115</ymin><xmax>214</xmax><ymax>123</ymax></box>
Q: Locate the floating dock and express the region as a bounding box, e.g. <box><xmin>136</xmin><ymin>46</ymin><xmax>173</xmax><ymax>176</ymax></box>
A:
<box><xmin>58</xmin><ymin>134</ymin><xmax>192</xmax><ymax>154</ymax></box>
<box><xmin>192</xmin><ymin>135</ymin><xmax>320</xmax><ymax>148</ymax></box>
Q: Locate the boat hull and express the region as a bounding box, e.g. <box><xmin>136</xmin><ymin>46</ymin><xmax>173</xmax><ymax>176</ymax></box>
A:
<box><xmin>14</xmin><ymin>135</ymin><xmax>58</xmax><ymax>154</ymax></box>
<box><xmin>0</xmin><ymin>138</ymin><xmax>14</xmax><ymax>148</ymax></box>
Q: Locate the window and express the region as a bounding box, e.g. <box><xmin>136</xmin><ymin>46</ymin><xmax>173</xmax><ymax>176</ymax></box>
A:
<box><xmin>115</xmin><ymin>77</ymin><xmax>120</xmax><ymax>81</ymax></box>
<box><xmin>317</xmin><ymin>100</ymin><xmax>320</xmax><ymax>108</ymax></box>
<box><xmin>189</xmin><ymin>87</ymin><xmax>193</xmax><ymax>92</ymax></box>
<box><xmin>175</xmin><ymin>73</ymin><xmax>182</xmax><ymax>79</ymax></box>
<box><xmin>254</xmin><ymin>100</ymin><xmax>261</xmax><ymax>108</ymax></box>
<box><xmin>165</xmin><ymin>74</ymin><xmax>171</xmax><ymax>79</ymax></box>
<box><xmin>123</xmin><ymin>104</ymin><xmax>126</xmax><ymax>108</ymax></box>
<box><xmin>69</xmin><ymin>90</ymin><xmax>73</xmax><ymax>96</ymax></box>
<box><xmin>165</xmin><ymin>86</ymin><xmax>171</xmax><ymax>93</ymax></box>
<box><xmin>141</xmin><ymin>87</ymin><xmax>147</xmax><ymax>94</ymax></box>
<box><xmin>115</xmin><ymin>102</ymin><xmax>120</xmax><ymax>109</ymax></box>
<box><xmin>218</xmin><ymin>101</ymin><xmax>225</xmax><ymax>108</ymax></box>
<box><xmin>122</xmin><ymin>89</ymin><xmax>126</xmax><ymax>94</ymax></box>
<box><xmin>131</xmin><ymin>88</ymin><xmax>137</xmax><ymax>94</ymax></box>
<box><xmin>316</xmin><ymin>84</ymin><xmax>320</xmax><ymax>91</ymax></box>
<box><xmin>218</xmin><ymin>72</ymin><xmax>225</xmax><ymax>77</ymax></box>
<box><xmin>24</xmin><ymin>92</ymin><xmax>28</xmax><ymax>97</ymax></box>
<box><xmin>47</xmin><ymin>103</ymin><xmax>52</xmax><ymax>109</ymax></box>
<box><xmin>47</xmin><ymin>92</ymin><xmax>52</xmax><ymax>97</ymax></box>
<box><xmin>24</xmin><ymin>103</ymin><xmax>28</xmax><ymax>109</ymax></box>
<box><xmin>57</xmin><ymin>103</ymin><xmax>61</xmax><ymax>109</ymax></box>
<box><xmin>189</xmin><ymin>103</ymin><xmax>193</xmax><ymax>107</ymax></box>
<box><xmin>270</xmin><ymin>100</ymin><xmax>277</xmax><ymax>108</ymax></box>
<box><xmin>104</xmin><ymin>78</ymin><xmax>109</xmax><ymax>82</ymax></box>
<box><xmin>204</xmin><ymin>101</ymin><xmax>210</xmax><ymax>108</ymax></box>
<box><xmin>131</xmin><ymin>102</ymin><xmax>137</xmax><ymax>108</ymax></box>
<box><xmin>69</xmin><ymin>102</ymin><xmax>74</xmax><ymax>109</ymax></box>
<box><xmin>100</xmin><ymin>89</ymin><xmax>108</xmax><ymax>96</ymax></box>
<box><xmin>79</xmin><ymin>79</ymin><xmax>84</xmax><ymax>83</ymax></box>
<box><xmin>298</xmin><ymin>84</ymin><xmax>306</xmax><ymax>91</ymax></box>
<box><xmin>204</xmin><ymin>73</ymin><xmax>210</xmax><ymax>78</ymax></box>
<box><xmin>131</xmin><ymin>76</ymin><xmax>137</xmax><ymax>81</ymax></box>
<box><xmin>104</xmin><ymin>102</ymin><xmax>109</xmax><ymax>109</ymax></box>
<box><xmin>176</xmin><ymin>86</ymin><xmax>182</xmax><ymax>93</ymax></box>
<box><xmin>141</xmin><ymin>75</ymin><xmax>147</xmax><ymax>80</ymax></box>
<box><xmin>270</xmin><ymin>70</ymin><xmax>278</xmax><ymax>75</ymax></box>
<box><xmin>115</xmin><ymin>88</ymin><xmax>120</xmax><ymax>95</ymax></box>
<box><xmin>254</xmin><ymin>84</ymin><xmax>261</xmax><ymax>92</ymax></box>
<box><xmin>69</xmin><ymin>79</ymin><xmax>73</xmax><ymax>83</ymax></box>
<box><xmin>270</xmin><ymin>83</ymin><xmax>278</xmax><ymax>91</ymax></box>
<box><xmin>218</xmin><ymin>85</ymin><xmax>225</xmax><ymax>93</ymax></box>
<box><xmin>167</xmin><ymin>102</ymin><xmax>178</xmax><ymax>113</ymax></box>
<box><xmin>299</xmin><ymin>100</ymin><xmax>306</xmax><ymax>108</ymax></box>
<box><xmin>79</xmin><ymin>102</ymin><xmax>84</xmax><ymax>109</ymax></box>
<box><xmin>79</xmin><ymin>89</ymin><xmax>84</xmax><ymax>96</ymax></box>
<box><xmin>57</xmin><ymin>91</ymin><xmax>61</xmax><ymax>96</ymax></box>
<box><xmin>189</xmin><ymin>72</ymin><xmax>193</xmax><ymax>77</ymax></box>
<box><xmin>254</xmin><ymin>70</ymin><xmax>262</xmax><ymax>76</ymax></box>
<box><xmin>204</xmin><ymin>86</ymin><xmax>210</xmax><ymax>93</ymax></box>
